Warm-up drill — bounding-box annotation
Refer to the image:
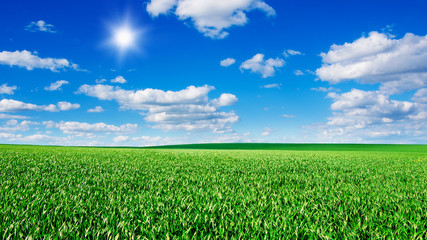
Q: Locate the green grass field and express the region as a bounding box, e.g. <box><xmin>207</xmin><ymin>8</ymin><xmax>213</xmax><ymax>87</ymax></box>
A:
<box><xmin>1</xmin><ymin>144</ymin><xmax>426</xmax><ymax>239</ymax></box>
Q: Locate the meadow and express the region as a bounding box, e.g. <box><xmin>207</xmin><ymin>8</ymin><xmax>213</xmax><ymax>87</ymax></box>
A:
<box><xmin>0</xmin><ymin>144</ymin><xmax>426</xmax><ymax>239</ymax></box>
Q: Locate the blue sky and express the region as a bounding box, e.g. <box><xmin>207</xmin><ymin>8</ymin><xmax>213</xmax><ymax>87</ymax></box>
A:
<box><xmin>1</xmin><ymin>0</ymin><xmax>427</xmax><ymax>146</ymax></box>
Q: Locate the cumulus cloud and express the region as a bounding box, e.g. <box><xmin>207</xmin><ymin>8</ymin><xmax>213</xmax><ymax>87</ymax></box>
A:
<box><xmin>240</xmin><ymin>53</ymin><xmax>285</xmax><ymax>78</ymax></box>
<box><xmin>220</xmin><ymin>58</ymin><xmax>236</xmax><ymax>67</ymax></box>
<box><xmin>0</xmin><ymin>50</ymin><xmax>79</xmax><ymax>72</ymax></box>
<box><xmin>77</xmin><ymin>84</ymin><xmax>238</xmax><ymax>133</ymax></box>
<box><xmin>113</xmin><ymin>135</ymin><xmax>129</xmax><ymax>143</ymax></box>
<box><xmin>146</xmin><ymin>0</ymin><xmax>275</xmax><ymax>39</ymax></box>
<box><xmin>310</xmin><ymin>31</ymin><xmax>427</xmax><ymax>142</ymax></box>
<box><xmin>0</xmin><ymin>120</ymin><xmax>39</xmax><ymax>132</ymax></box>
<box><xmin>211</xmin><ymin>93</ymin><xmax>238</xmax><ymax>107</ymax></box>
<box><xmin>25</xmin><ymin>20</ymin><xmax>56</xmax><ymax>33</ymax></box>
<box><xmin>316</xmin><ymin>31</ymin><xmax>427</xmax><ymax>94</ymax></box>
<box><xmin>0</xmin><ymin>99</ymin><xmax>79</xmax><ymax>112</ymax></box>
<box><xmin>43</xmin><ymin>121</ymin><xmax>138</xmax><ymax>136</ymax></box>
<box><xmin>44</xmin><ymin>80</ymin><xmax>69</xmax><ymax>91</ymax></box>
<box><xmin>111</xmin><ymin>76</ymin><xmax>127</xmax><ymax>83</ymax></box>
<box><xmin>57</xmin><ymin>101</ymin><xmax>80</xmax><ymax>111</ymax></box>
<box><xmin>0</xmin><ymin>84</ymin><xmax>17</xmax><ymax>95</ymax></box>
<box><xmin>87</xmin><ymin>106</ymin><xmax>104</xmax><ymax>113</ymax></box>
<box><xmin>313</xmin><ymin>89</ymin><xmax>427</xmax><ymax>142</ymax></box>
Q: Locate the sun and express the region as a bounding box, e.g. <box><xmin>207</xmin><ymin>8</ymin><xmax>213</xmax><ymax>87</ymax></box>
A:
<box><xmin>105</xmin><ymin>18</ymin><xmax>145</xmax><ymax>60</ymax></box>
<box><xmin>113</xmin><ymin>26</ymin><xmax>135</xmax><ymax>49</ymax></box>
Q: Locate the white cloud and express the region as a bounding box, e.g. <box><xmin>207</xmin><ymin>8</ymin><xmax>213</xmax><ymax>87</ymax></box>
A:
<box><xmin>261</xmin><ymin>127</ymin><xmax>272</xmax><ymax>136</ymax></box>
<box><xmin>96</xmin><ymin>78</ymin><xmax>107</xmax><ymax>84</ymax></box>
<box><xmin>25</xmin><ymin>20</ymin><xmax>56</xmax><ymax>33</ymax></box>
<box><xmin>57</xmin><ymin>101</ymin><xmax>80</xmax><ymax>111</ymax></box>
<box><xmin>0</xmin><ymin>99</ymin><xmax>53</xmax><ymax>112</ymax></box>
<box><xmin>220</xmin><ymin>58</ymin><xmax>236</xmax><ymax>67</ymax></box>
<box><xmin>310</xmin><ymin>87</ymin><xmax>340</xmax><ymax>92</ymax></box>
<box><xmin>294</xmin><ymin>70</ymin><xmax>304</xmax><ymax>76</ymax></box>
<box><xmin>211</xmin><ymin>93</ymin><xmax>238</xmax><ymax>107</ymax></box>
<box><xmin>0</xmin><ymin>50</ymin><xmax>79</xmax><ymax>72</ymax></box>
<box><xmin>310</xmin><ymin>31</ymin><xmax>427</xmax><ymax>143</ymax></box>
<box><xmin>0</xmin><ymin>99</ymin><xmax>79</xmax><ymax>112</ymax></box>
<box><xmin>111</xmin><ymin>76</ymin><xmax>127</xmax><ymax>84</ymax></box>
<box><xmin>316</xmin><ymin>31</ymin><xmax>427</xmax><ymax>94</ymax></box>
<box><xmin>146</xmin><ymin>0</ymin><xmax>275</xmax><ymax>39</ymax></box>
<box><xmin>284</xmin><ymin>49</ymin><xmax>303</xmax><ymax>57</ymax></box>
<box><xmin>313</xmin><ymin>89</ymin><xmax>427</xmax><ymax>142</ymax></box>
<box><xmin>44</xmin><ymin>121</ymin><xmax>138</xmax><ymax>135</ymax></box>
<box><xmin>0</xmin><ymin>113</ymin><xmax>29</xmax><ymax>119</ymax></box>
<box><xmin>240</xmin><ymin>53</ymin><xmax>285</xmax><ymax>78</ymax></box>
<box><xmin>77</xmin><ymin>84</ymin><xmax>239</xmax><ymax>133</ymax></box>
<box><xmin>0</xmin><ymin>133</ymin><xmax>64</xmax><ymax>143</ymax></box>
<box><xmin>0</xmin><ymin>120</ymin><xmax>39</xmax><ymax>132</ymax></box>
<box><xmin>0</xmin><ymin>84</ymin><xmax>17</xmax><ymax>95</ymax></box>
<box><xmin>113</xmin><ymin>135</ymin><xmax>129</xmax><ymax>143</ymax></box>
<box><xmin>88</xmin><ymin>106</ymin><xmax>104</xmax><ymax>113</ymax></box>
<box><xmin>327</xmin><ymin>89</ymin><xmax>415</xmax><ymax>117</ymax></box>
<box><xmin>131</xmin><ymin>135</ymin><xmax>187</xmax><ymax>146</ymax></box>
<box><xmin>44</xmin><ymin>80</ymin><xmax>69</xmax><ymax>91</ymax></box>
<box><xmin>282</xmin><ymin>114</ymin><xmax>295</xmax><ymax>118</ymax></box>
<box><xmin>262</xmin><ymin>83</ymin><xmax>281</xmax><ymax>89</ymax></box>
<box><xmin>412</xmin><ymin>88</ymin><xmax>427</xmax><ymax>104</ymax></box>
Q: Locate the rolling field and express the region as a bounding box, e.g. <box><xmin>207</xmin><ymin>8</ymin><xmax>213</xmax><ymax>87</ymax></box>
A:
<box><xmin>0</xmin><ymin>144</ymin><xmax>426</xmax><ymax>239</ymax></box>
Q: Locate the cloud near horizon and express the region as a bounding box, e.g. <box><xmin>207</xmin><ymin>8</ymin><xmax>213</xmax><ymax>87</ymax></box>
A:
<box><xmin>77</xmin><ymin>84</ymin><xmax>239</xmax><ymax>133</ymax></box>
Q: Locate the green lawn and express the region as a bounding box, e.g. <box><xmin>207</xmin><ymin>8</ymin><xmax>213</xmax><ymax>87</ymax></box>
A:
<box><xmin>0</xmin><ymin>144</ymin><xmax>426</xmax><ymax>239</ymax></box>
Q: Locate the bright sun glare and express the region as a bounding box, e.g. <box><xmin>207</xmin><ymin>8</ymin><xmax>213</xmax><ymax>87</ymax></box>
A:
<box><xmin>113</xmin><ymin>26</ymin><xmax>135</xmax><ymax>49</ymax></box>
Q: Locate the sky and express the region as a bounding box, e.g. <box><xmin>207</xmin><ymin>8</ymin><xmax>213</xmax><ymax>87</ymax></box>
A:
<box><xmin>0</xmin><ymin>0</ymin><xmax>427</xmax><ymax>146</ymax></box>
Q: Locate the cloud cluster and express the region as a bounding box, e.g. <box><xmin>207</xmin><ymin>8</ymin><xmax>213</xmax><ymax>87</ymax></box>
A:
<box><xmin>316</xmin><ymin>31</ymin><xmax>427</xmax><ymax>94</ymax></box>
<box><xmin>25</xmin><ymin>20</ymin><xmax>56</xmax><ymax>33</ymax></box>
<box><xmin>312</xmin><ymin>31</ymin><xmax>427</xmax><ymax>142</ymax></box>
<box><xmin>0</xmin><ymin>99</ymin><xmax>79</xmax><ymax>112</ymax></box>
<box><xmin>0</xmin><ymin>50</ymin><xmax>79</xmax><ymax>72</ymax></box>
<box><xmin>317</xmin><ymin>89</ymin><xmax>427</xmax><ymax>142</ymax></box>
<box><xmin>0</xmin><ymin>119</ymin><xmax>39</xmax><ymax>132</ymax></box>
<box><xmin>77</xmin><ymin>84</ymin><xmax>238</xmax><ymax>132</ymax></box>
<box><xmin>146</xmin><ymin>0</ymin><xmax>275</xmax><ymax>39</ymax></box>
<box><xmin>43</xmin><ymin>121</ymin><xmax>138</xmax><ymax>136</ymax></box>
<box><xmin>240</xmin><ymin>53</ymin><xmax>284</xmax><ymax>78</ymax></box>
<box><xmin>0</xmin><ymin>132</ymin><xmax>64</xmax><ymax>143</ymax></box>
<box><xmin>44</xmin><ymin>80</ymin><xmax>69</xmax><ymax>91</ymax></box>
<box><xmin>0</xmin><ymin>84</ymin><xmax>17</xmax><ymax>95</ymax></box>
